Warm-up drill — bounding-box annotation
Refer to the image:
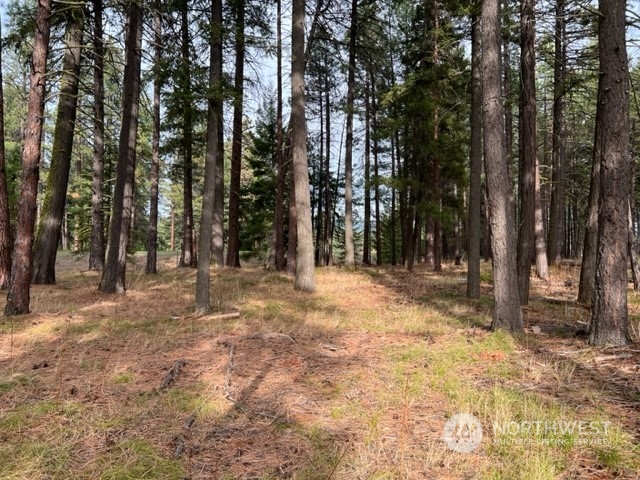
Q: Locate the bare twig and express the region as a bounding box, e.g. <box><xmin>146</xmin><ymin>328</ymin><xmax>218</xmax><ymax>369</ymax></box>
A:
<box><xmin>160</xmin><ymin>359</ymin><xmax>187</xmax><ymax>390</ymax></box>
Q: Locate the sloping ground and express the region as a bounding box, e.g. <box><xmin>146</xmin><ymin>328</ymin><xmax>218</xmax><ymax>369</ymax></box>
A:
<box><xmin>0</xmin><ymin>253</ymin><xmax>638</xmax><ymax>479</ymax></box>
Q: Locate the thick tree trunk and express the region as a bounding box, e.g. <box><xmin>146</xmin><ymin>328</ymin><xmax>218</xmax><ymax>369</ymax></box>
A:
<box><xmin>32</xmin><ymin>11</ymin><xmax>84</xmax><ymax>285</ymax></box>
<box><xmin>5</xmin><ymin>0</ymin><xmax>51</xmax><ymax>315</ymax></box>
<box><xmin>516</xmin><ymin>0</ymin><xmax>536</xmax><ymax>305</ymax></box>
<box><xmin>146</xmin><ymin>2</ymin><xmax>161</xmax><ymax>275</ymax></box>
<box><xmin>344</xmin><ymin>0</ymin><xmax>357</xmax><ymax>266</ymax></box>
<box><xmin>589</xmin><ymin>0</ymin><xmax>631</xmax><ymax>346</ymax></box>
<box><xmin>226</xmin><ymin>0</ymin><xmax>245</xmax><ymax>268</ymax></box>
<box><xmin>89</xmin><ymin>0</ymin><xmax>105</xmax><ymax>272</ymax></box>
<box><xmin>291</xmin><ymin>0</ymin><xmax>315</xmax><ymax>292</ymax></box>
<box><xmin>482</xmin><ymin>0</ymin><xmax>522</xmax><ymax>332</ymax></box>
<box><xmin>577</xmin><ymin>82</ymin><xmax>602</xmax><ymax>306</ymax></box>
<box><xmin>98</xmin><ymin>0</ymin><xmax>143</xmax><ymax>294</ymax></box>
<box><xmin>287</xmin><ymin>165</ymin><xmax>297</xmax><ymax>275</ymax></box>
<box><xmin>0</xmin><ymin>18</ymin><xmax>12</xmax><ymax>289</ymax></box>
<box><xmin>548</xmin><ymin>0</ymin><xmax>566</xmax><ymax>264</ymax></box>
<box><xmin>196</xmin><ymin>0</ymin><xmax>223</xmax><ymax>312</ymax></box>
<box><xmin>467</xmin><ymin>13</ymin><xmax>482</xmax><ymax>299</ymax></box>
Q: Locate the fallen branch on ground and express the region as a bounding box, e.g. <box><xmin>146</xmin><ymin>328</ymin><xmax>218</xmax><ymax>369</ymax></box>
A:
<box><xmin>160</xmin><ymin>359</ymin><xmax>187</xmax><ymax>390</ymax></box>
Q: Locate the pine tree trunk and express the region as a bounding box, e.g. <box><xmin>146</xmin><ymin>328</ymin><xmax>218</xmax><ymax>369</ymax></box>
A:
<box><xmin>291</xmin><ymin>0</ymin><xmax>315</xmax><ymax>292</ymax></box>
<box><xmin>5</xmin><ymin>0</ymin><xmax>51</xmax><ymax>314</ymax></box>
<box><xmin>534</xmin><ymin>156</ymin><xmax>549</xmax><ymax>279</ymax></box>
<box><xmin>226</xmin><ymin>0</ymin><xmax>245</xmax><ymax>268</ymax></box>
<box><xmin>577</xmin><ymin>82</ymin><xmax>602</xmax><ymax>306</ymax></box>
<box><xmin>323</xmin><ymin>77</ymin><xmax>331</xmax><ymax>266</ymax></box>
<box><xmin>179</xmin><ymin>1</ymin><xmax>196</xmax><ymax>268</ymax></box>
<box><xmin>89</xmin><ymin>0</ymin><xmax>105</xmax><ymax>272</ymax></box>
<box><xmin>32</xmin><ymin>10</ymin><xmax>84</xmax><ymax>285</ymax></box>
<box><xmin>467</xmin><ymin>13</ymin><xmax>482</xmax><ymax>299</ymax></box>
<box><xmin>628</xmin><ymin>202</ymin><xmax>639</xmax><ymax>291</ymax></box>
<box><xmin>98</xmin><ymin>0</ymin><xmax>143</xmax><ymax>294</ymax></box>
<box><xmin>0</xmin><ymin>18</ymin><xmax>12</xmax><ymax>289</ymax></box>
<box><xmin>344</xmin><ymin>0</ymin><xmax>357</xmax><ymax>266</ymax></box>
<box><xmin>146</xmin><ymin>2</ymin><xmax>161</xmax><ymax>275</ymax></box>
<box><xmin>287</xmin><ymin>165</ymin><xmax>297</xmax><ymax>275</ymax></box>
<box><xmin>548</xmin><ymin>0</ymin><xmax>566</xmax><ymax>264</ymax></box>
<box><xmin>196</xmin><ymin>0</ymin><xmax>223</xmax><ymax>312</ymax></box>
<box><xmin>589</xmin><ymin>0</ymin><xmax>630</xmax><ymax>346</ymax></box>
<box><xmin>273</xmin><ymin>0</ymin><xmax>286</xmax><ymax>271</ymax></box>
<box><xmin>516</xmin><ymin>0</ymin><xmax>536</xmax><ymax>305</ymax></box>
<box><xmin>482</xmin><ymin>0</ymin><xmax>522</xmax><ymax>332</ymax></box>
<box><xmin>363</xmin><ymin>79</ymin><xmax>371</xmax><ymax>266</ymax></box>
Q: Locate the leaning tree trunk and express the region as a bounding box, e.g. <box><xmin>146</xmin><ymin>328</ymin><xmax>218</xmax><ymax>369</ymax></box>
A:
<box><xmin>0</xmin><ymin>17</ymin><xmax>11</xmax><ymax>289</ymax></box>
<box><xmin>482</xmin><ymin>0</ymin><xmax>522</xmax><ymax>332</ymax></box>
<box><xmin>5</xmin><ymin>0</ymin><xmax>51</xmax><ymax>315</ymax></box>
<box><xmin>98</xmin><ymin>0</ymin><xmax>143</xmax><ymax>294</ymax></box>
<box><xmin>196</xmin><ymin>0</ymin><xmax>223</xmax><ymax>313</ymax></box>
<box><xmin>32</xmin><ymin>10</ymin><xmax>84</xmax><ymax>285</ymax></box>
<box><xmin>146</xmin><ymin>1</ymin><xmax>161</xmax><ymax>275</ymax></box>
<box><xmin>467</xmin><ymin>12</ymin><xmax>482</xmax><ymax>299</ymax></box>
<box><xmin>291</xmin><ymin>0</ymin><xmax>315</xmax><ymax>292</ymax></box>
<box><xmin>516</xmin><ymin>0</ymin><xmax>536</xmax><ymax>305</ymax></box>
<box><xmin>226</xmin><ymin>0</ymin><xmax>245</xmax><ymax>268</ymax></box>
<box><xmin>589</xmin><ymin>0</ymin><xmax>631</xmax><ymax>346</ymax></box>
<box><xmin>89</xmin><ymin>0</ymin><xmax>105</xmax><ymax>272</ymax></box>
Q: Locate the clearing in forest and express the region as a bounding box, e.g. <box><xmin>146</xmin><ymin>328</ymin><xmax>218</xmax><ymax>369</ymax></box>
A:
<box><xmin>0</xmin><ymin>253</ymin><xmax>639</xmax><ymax>479</ymax></box>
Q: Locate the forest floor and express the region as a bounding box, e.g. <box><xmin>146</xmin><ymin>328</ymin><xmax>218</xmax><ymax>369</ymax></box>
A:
<box><xmin>0</xmin><ymin>252</ymin><xmax>639</xmax><ymax>480</ymax></box>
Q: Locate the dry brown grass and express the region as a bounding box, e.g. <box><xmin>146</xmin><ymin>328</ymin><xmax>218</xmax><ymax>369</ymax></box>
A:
<box><xmin>0</xmin><ymin>254</ymin><xmax>638</xmax><ymax>479</ymax></box>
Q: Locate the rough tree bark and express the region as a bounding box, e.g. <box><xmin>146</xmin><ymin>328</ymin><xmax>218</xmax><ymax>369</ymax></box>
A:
<box><xmin>291</xmin><ymin>0</ymin><xmax>315</xmax><ymax>292</ymax></box>
<box><xmin>516</xmin><ymin>0</ymin><xmax>536</xmax><ymax>305</ymax></box>
<box><xmin>589</xmin><ymin>0</ymin><xmax>631</xmax><ymax>346</ymax></box>
<box><xmin>5</xmin><ymin>0</ymin><xmax>51</xmax><ymax>315</ymax></box>
<box><xmin>481</xmin><ymin>0</ymin><xmax>522</xmax><ymax>332</ymax></box>
<box><xmin>98</xmin><ymin>0</ymin><xmax>143</xmax><ymax>294</ymax></box>
<box><xmin>32</xmin><ymin>9</ymin><xmax>84</xmax><ymax>285</ymax></box>
<box><xmin>195</xmin><ymin>0</ymin><xmax>223</xmax><ymax>313</ymax></box>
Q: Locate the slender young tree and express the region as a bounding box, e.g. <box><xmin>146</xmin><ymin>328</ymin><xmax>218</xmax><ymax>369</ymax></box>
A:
<box><xmin>196</xmin><ymin>0</ymin><xmax>223</xmax><ymax>312</ymax></box>
<box><xmin>0</xmin><ymin>16</ymin><xmax>11</xmax><ymax>289</ymax></box>
<box><xmin>32</xmin><ymin>8</ymin><xmax>84</xmax><ymax>284</ymax></box>
<box><xmin>273</xmin><ymin>0</ymin><xmax>286</xmax><ymax>270</ymax></box>
<box><xmin>5</xmin><ymin>0</ymin><xmax>51</xmax><ymax>315</ymax></box>
<box><xmin>516</xmin><ymin>0</ymin><xmax>536</xmax><ymax>304</ymax></box>
<box><xmin>589</xmin><ymin>0</ymin><xmax>631</xmax><ymax>346</ymax></box>
<box><xmin>146</xmin><ymin>0</ymin><xmax>162</xmax><ymax>274</ymax></box>
<box><xmin>89</xmin><ymin>0</ymin><xmax>106</xmax><ymax>271</ymax></box>
<box><xmin>226</xmin><ymin>0</ymin><xmax>245</xmax><ymax>268</ymax></box>
<box><xmin>482</xmin><ymin>0</ymin><xmax>522</xmax><ymax>331</ymax></box>
<box><xmin>98</xmin><ymin>0</ymin><xmax>143</xmax><ymax>294</ymax></box>
<box><xmin>291</xmin><ymin>0</ymin><xmax>315</xmax><ymax>292</ymax></box>
<box><xmin>179</xmin><ymin>0</ymin><xmax>196</xmax><ymax>268</ymax></box>
<box><xmin>467</xmin><ymin>12</ymin><xmax>482</xmax><ymax>299</ymax></box>
<box><xmin>344</xmin><ymin>0</ymin><xmax>357</xmax><ymax>266</ymax></box>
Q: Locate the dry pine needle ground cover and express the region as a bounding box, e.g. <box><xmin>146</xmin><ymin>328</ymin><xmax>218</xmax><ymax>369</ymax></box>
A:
<box><xmin>0</xmin><ymin>252</ymin><xmax>639</xmax><ymax>479</ymax></box>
